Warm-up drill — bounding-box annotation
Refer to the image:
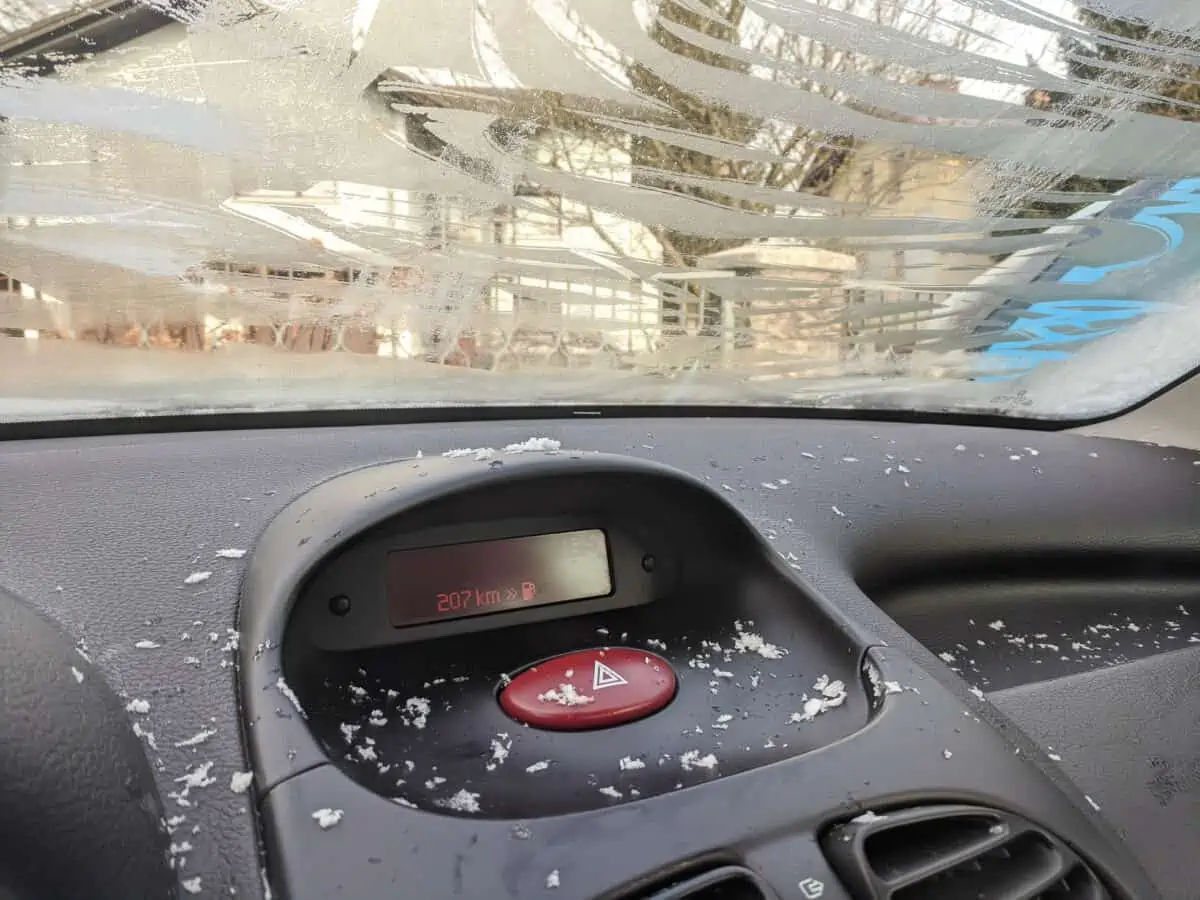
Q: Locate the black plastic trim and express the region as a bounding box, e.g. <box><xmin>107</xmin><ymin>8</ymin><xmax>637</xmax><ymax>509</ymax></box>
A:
<box><xmin>255</xmin><ymin>647</ymin><xmax>1156</xmax><ymax>900</ymax></box>
<box><xmin>238</xmin><ymin>450</ymin><xmax>881</xmax><ymax>796</ymax></box>
<box><xmin>0</xmin><ymin>401</ymin><xmax>1115</xmax><ymax>443</ymax></box>
<box><xmin>237</xmin><ymin>442</ymin><xmax>1161</xmax><ymax>900</ymax></box>
<box><xmin>637</xmin><ymin>865</ymin><xmax>774</xmax><ymax>899</ymax></box>
<box><xmin>822</xmin><ymin>804</ymin><xmax>1109</xmax><ymax>900</ymax></box>
<box><xmin>0</xmin><ymin>586</ymin><xmax>174</xmax><ymax>899</ymax></box>
<box><xmin>0</xmin><ymin>0</ymin><xmax>175</xmax><ymax>70</ymax></box>
<box><xmin>4</xmin><ymin>413</ymin><xmax>1198</xmax><ymax>899</ymax></box>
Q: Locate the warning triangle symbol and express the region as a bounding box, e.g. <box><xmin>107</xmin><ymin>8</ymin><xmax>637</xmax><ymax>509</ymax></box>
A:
<box><xmin>592</xmin><ymin>659</ymin><xmax>628</xmax><ymax>691</ymax></box>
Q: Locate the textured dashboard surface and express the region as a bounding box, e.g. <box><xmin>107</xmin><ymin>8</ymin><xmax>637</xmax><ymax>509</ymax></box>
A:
<box><xmin>0</xmin><ymin>417</ymin><xmax>1194</xmax><ymax>898</ymax></box>
<box><xmin>991</xmin><ymin>646</ymin><xmax>1200</xmax><ymax>898</ymax></box>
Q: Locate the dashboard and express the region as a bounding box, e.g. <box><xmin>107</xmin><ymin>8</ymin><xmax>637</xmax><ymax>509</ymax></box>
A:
<box><xmin>0</xmin><ymin>413</ymin><xmax>1197</xmax><ymax>899</ymax></box>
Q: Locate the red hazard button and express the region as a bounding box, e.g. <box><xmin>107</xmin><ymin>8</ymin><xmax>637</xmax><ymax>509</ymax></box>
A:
<box><xmin>498</xmin><ymin>647</ymin><xmax>677</xmax><ymax>731</ymax></box>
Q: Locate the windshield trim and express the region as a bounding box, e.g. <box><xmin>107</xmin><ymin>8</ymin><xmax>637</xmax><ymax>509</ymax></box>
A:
<box><xmin>0</xmin><ymin>0</ymin><xmax>172</xmax><ymax>71</ymax></box>
<box><xmin>0</xmin><ymin>392</ymin><xmax>1165</xmax><ymax>442</ymax></box>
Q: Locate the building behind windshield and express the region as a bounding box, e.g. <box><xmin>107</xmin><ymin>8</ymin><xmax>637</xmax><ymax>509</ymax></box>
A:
<box><xmin>0</xmin><ymin>5</ymin><xmax>990</xmax><ymax>375</ymax></box>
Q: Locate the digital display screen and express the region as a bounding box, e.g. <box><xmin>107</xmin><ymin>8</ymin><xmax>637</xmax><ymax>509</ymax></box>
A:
<box><xmin>386</xmin><ymin>529</ymin><xmax>613</xmax><ymax>628</ymax></box>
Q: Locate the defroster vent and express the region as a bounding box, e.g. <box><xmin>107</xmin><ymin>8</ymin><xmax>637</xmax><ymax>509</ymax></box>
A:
<box><xmin>821</xmin><ymin>804</ymin><xmax>1110</xmax><ymax>900</ymax></box>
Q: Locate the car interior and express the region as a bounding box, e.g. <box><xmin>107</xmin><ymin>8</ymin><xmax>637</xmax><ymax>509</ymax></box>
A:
<box><xmin>2</xmin><ymin>0</ymin><xmax>1199</xmax><ymax>896</ymax></box>
<box><xmin>2</xmin><ymin>379</ymin><xmax>1199</xmax><ymax>900</ymax></box>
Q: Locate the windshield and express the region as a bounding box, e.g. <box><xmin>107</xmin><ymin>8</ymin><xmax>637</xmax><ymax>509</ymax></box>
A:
<box><xmin>0</xmin><ymin>0</ymin><xmax>1197</xmax><ymax>423</ymax></box>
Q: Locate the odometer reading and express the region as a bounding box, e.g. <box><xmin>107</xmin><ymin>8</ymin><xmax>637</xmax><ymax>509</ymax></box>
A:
<box><xmin>386</xmin><ymin>529</ymin><xmax>612</xmax><ymax>628</ymax></box>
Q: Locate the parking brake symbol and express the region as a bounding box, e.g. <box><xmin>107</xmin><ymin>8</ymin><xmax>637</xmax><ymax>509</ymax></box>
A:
<box><xmin>797</xmin><ymin>878</ymin><xmax>825</xmax><ymax>899</ymax></box>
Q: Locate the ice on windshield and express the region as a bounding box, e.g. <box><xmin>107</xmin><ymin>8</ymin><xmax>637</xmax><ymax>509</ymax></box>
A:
<box><xmin>0</xmin><ymin>0</ymin><xmax>1199</xmax><ymax>419</ymax></box>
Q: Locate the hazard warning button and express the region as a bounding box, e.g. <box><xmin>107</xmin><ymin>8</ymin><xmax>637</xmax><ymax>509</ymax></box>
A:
<box><xmin>498</xmin><ymin>647</ymin><xmax>678</xmax><ymax>731</ymax></box>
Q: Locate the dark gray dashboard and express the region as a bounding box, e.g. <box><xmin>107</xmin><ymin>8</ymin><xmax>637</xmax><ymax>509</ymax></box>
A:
<box><xmin>0</xmin><ymin>416</ymin><xmax>1197</xmax><ymax>899</ymax></box>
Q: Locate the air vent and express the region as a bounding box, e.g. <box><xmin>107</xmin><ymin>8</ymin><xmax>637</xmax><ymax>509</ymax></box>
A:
<box><xmin>630</xmin><ymin>865</ymin><xmax>770</xmax><ymax>900</ymax></box>
<box><xmin>821</xmin><ymin>805</ymin><xmax>1111</xmax><ymax>900</ymax></box>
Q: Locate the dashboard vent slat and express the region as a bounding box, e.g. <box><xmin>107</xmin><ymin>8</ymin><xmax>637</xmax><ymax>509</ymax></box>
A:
<box><xmin>821</xmin><ymin>805</ymin><xmax>1112</xmax><ymax>900</ymax></box>
<box><xmin>631</xmin><ymin>865</ymin><xmax>770</xmax><ymax>900</ymax></box>
<box><xmin>864</xmin><ymin>813</ymin><xmax>1009</xmax><ymax>883</ymax></box>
